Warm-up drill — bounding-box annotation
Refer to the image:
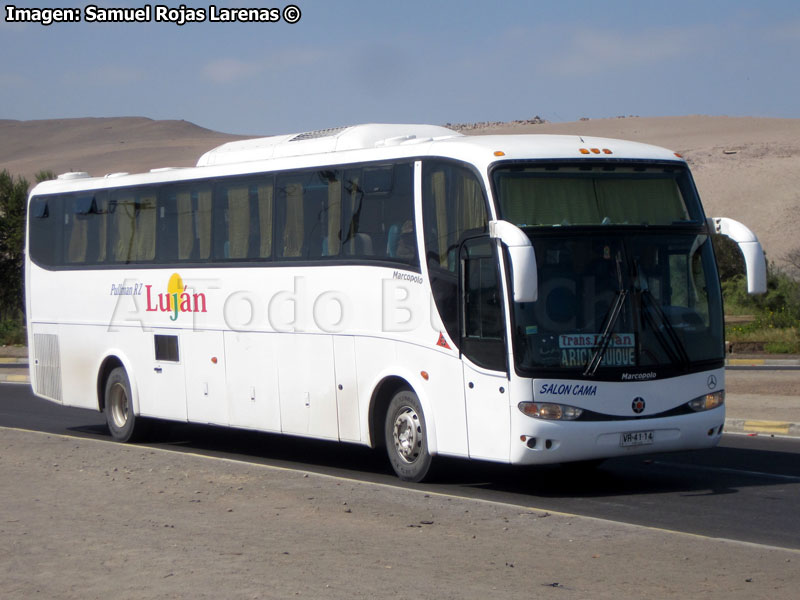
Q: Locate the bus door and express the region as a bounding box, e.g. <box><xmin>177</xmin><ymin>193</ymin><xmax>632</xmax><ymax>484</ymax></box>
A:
<box><xmin>460</xmin><ymin>238</ymin><xmax>511</xmax><ymax>461</ymax></box>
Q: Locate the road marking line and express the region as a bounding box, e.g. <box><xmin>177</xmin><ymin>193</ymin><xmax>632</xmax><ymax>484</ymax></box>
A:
<box><xmin>742</xmin><ymin>420</ymin><xmax>792</xmax><ymax>435</ymax></box>
<box><xmin>2</xmin><ymin>424</ymin><xmax>800</xmax><ymax>556</ymax></box>
<box><xmin>727</xmin><ymin>358</ymin><xmax>766</xmax><ymax>366</ymax></box>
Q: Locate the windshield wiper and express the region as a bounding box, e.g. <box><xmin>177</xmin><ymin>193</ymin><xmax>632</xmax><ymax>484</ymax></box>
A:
<box><xmin>632</xmin><ymin>258</ymin><xmax>691</xmax><ymax>368</ymax></box>
<box><xmin>583</xmin><ymin>289</ymin><xmax>628</xmax><ymax>377</ymax></box>
<box><xmin>640</xmin><ymin>290</ymin><xmax>691</xmax><ymax>368</ymax></box>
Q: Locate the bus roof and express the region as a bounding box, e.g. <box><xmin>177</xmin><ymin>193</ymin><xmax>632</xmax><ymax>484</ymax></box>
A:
<box><xmin>195</xmin><ymin>123</ymin><xmax>461</xmax><ymax>166</ymax></box>
<box><xmin>31</xmin><ymin>124</ymin><xmax>686</xmax><ymax>195</ymax></box>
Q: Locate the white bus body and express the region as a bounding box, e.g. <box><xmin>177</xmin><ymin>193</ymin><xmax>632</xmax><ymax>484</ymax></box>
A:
<box><xmin>25</xmin><ymin>124</ymin><xmax>766</xmax><ymax>481</ymax></box>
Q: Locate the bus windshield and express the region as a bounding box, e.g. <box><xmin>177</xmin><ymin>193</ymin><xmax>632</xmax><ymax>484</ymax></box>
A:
<box><xmin>509</xmin><ymin>232</ymin><xmax>724</xmax><ymax>375</ymax></box>
<box><xmin>492</xmin><ymin>162</ymin><xmax>724</xmax><ymax>377</ymax></box>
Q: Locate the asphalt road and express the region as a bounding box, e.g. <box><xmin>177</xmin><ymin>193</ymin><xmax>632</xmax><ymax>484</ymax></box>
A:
<box><xmin>2</xmin><ymin>381</ymin><xmax>799</xmax><ymax>551</ymax></box>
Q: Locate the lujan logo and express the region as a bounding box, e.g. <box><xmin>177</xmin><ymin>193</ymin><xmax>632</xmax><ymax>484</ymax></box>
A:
<box><xmin>145</xmin><ymin>273</ymin><xmax>207</xmax><ymax>321</ymax></box>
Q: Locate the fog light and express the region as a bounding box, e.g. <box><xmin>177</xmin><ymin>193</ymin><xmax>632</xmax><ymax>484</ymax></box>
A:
<box><xmin>518</xmin><ymin>402</ymin><xmax>583</xmax><ymax>420</ymax></box>
<box><xmin>688</xmin><ymin>390</ymin><xmax>725</xmax><ymax>412</ymax></box>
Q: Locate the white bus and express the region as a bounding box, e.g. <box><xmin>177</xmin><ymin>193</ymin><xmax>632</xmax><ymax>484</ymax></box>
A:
<box><xmin>25</xmin><ymin>123</ymin><xmax>766</xmax><ymax>481</ymax></box>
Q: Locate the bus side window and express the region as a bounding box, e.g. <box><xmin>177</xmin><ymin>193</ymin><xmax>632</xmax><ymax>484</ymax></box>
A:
<box><xmin>212</xmin><ymin>178</ymin><xmax>271</xmax><ymax>262</ymax></box>
<box><xmin>422</xmin><ymin>160</ymin><xmax>489</xmax><ymax>345</ymax></box>
<box><xmin>157</xmin><ymin>185</ymin><xmax>211</xmax><ymax>264</ymax></box>
<box><xmin>109</xmin><ymin>189</ymin><xmax>157</xmax><ymax>263</ymax></box>
<box><xmin>64</xmin><ymin>194</ymin><xmax>108</xmax><ymax>265</ymax></box>
<box><xmin>340</xmin><ymin>163</ymin><xmax>416</xmax><ymax>265</ymax></box>
<box><xmin>276</xmin><ymin>177</ymin><xmax>305</xmax><ymax>258</ymax></box>
<box><xmin>342</xmin><ymin>169</ymin><xmax>369</xmax><ymax>258</ymax></box>
<box><xmin>29</xmin><ymin>196</ymin><xmax>61</xmax><ymax>267</ymax></box>
<box><xmin>321</xmin><ymin>171</ymin><xmax>342</xmax><ymax>257</ymax></box>
<box><xmin>461</xmin><ymin>238</ymin><xmax>506</xmax><ymax>372</ymax></box>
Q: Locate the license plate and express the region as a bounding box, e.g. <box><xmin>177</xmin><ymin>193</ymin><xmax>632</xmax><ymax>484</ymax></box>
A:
<box><xmin>620</xmin><ymin>430</ymin><xmax>654</xmax><ymax>447</ymax></box>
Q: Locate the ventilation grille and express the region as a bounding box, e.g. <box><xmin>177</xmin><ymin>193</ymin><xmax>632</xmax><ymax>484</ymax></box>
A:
<box><xmin>33</xmin><ymin>333</ymin><xmax>62</xmax><ymax>402</ymax></box>
<box><xmin>289</xmin><ymin>126</ymin><xmax>348</xmax><ymax>142</ymax></box>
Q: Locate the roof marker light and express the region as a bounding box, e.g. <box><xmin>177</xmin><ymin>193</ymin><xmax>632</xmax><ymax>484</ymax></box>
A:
<box><xmin>590</xmin><ymin>148</ymin><xmax>601</xmax><ymax>154</ymax></box>
<box><xmin>674</xmin><ymin>152</ymin><xmax>683</xmax><ymax>158</ymax></box>
<box><xmin>494</xmin><ymin>150</ymin><xmax>505</xmax><ymax>156</ymax></box>
<box><xmin>579</xmin><ymin>148</ymin><xmax>590</xmax><ymax>154</ymax></box>
<box><xmin>603</xmin><ymin>149</ymin><xmax>613</xmax><ymax>155</ymax></box>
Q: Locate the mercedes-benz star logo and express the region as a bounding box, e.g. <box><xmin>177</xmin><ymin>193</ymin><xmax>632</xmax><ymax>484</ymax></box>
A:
<box><xmin>632</xmin><ymin>397</ymin><xmax>645</xmax><ymax>414</ymax></box>
<box><xmin>707</xmin><ymin>375</ymin><xmax>718</xmax><ymax>390</ymax></box>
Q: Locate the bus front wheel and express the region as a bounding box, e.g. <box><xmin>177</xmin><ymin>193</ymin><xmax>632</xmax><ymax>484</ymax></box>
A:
<box><xmin>104</xmin><ymin>367</ymin><xmax>145</xmax><ymax>443</ymax></box>
<box><xmin>385</xmin><ymin>389</ymin><xmax>433</xmax><ymax>482</ymax></box>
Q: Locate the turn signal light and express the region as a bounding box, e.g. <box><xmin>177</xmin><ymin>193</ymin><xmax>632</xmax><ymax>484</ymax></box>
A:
<box><xmin>688</xmin><ymin>390</ymin><xmax>725</xmax><ymax>412</ymax></box>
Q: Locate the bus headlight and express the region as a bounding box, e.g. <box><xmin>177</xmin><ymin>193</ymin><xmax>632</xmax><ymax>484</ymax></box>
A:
<box><xmin>688</xmin><ymin>390</ymin><xmax>725</xmax><ymax>412</ymax></box>
<box><xmin>518</xmin><ymin>402</ymin><xmax>583</xmax><ymax>420</ymax></box>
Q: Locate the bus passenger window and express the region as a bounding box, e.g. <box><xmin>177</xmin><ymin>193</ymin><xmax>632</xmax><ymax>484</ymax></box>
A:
<box><xmin>110</xmin><ymin>190</ymin><xmax>156</xmax><ymax>263</ymax></box>
<box><xmin>29</xmin><ymin>197</ymin><xmax>60</xmax><ymax>267</ymax></box>
<box><xmin>341</xmin><ymin>162</ymin><xmax>416</xmax><ymax>265</ymax></box>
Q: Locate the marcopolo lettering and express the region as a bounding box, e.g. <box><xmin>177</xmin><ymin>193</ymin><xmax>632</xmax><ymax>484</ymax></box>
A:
<box><xmin>392</xmin><ymin>271</ymin><xmax>424</xmax><ymax>284</ymax></box>
<box><xmin>621</xmin><ymin>372</ymin><xmax>657</xmax><ymax>381</ymax></box>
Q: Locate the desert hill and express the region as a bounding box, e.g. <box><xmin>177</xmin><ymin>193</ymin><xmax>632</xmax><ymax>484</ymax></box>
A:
<box><xmin>0</xmin><ymin>117</ymin><xmax>244</xmax><ymax>185</ymax></box>
<box><xmin>1</xmin><ymin>115</ymin><xmax>798</xmax><ymax>266</ymax></box>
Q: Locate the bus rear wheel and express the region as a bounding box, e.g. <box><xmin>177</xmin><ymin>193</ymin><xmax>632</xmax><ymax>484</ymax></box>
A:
<box><xmin>104</xmin><ymin>367</ymin><xmax>146</xmax><ymax>442</ymax></box>
<box><xmin>385</xmin><ymin>389</ymin><xmax>433</xmax><ymax>482</ymax></box>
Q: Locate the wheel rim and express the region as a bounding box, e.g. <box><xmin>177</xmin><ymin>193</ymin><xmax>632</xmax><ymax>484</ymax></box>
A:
<box><xmin>392</xmin><ymin>406</ymin><xmax>422</xmax><ymax>463</ymax></box>
<box><xmin>108</xmin><ymin>381</ymin><xmax>129</xmax><ymax>429</ymax></box>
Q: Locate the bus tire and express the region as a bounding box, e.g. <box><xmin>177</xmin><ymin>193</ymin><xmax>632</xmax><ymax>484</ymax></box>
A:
<box><xmin>104</xmin><ymin>367</ymin><xmax>145</xmax><ymax>443</ymax></box>
<box><xmin>385</xmin><ymin>388</ymin><xmax>433</xmax><ymax>482</ymax></box>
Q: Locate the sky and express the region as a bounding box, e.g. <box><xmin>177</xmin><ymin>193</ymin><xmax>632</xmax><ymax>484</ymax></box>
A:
<box><xmin>2</xmin><ymin>0</ymin><xmax>800</xmax><ymax>136</ymax></box>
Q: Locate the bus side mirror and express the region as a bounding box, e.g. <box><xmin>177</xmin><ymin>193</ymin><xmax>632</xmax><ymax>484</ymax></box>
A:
<box><xmin>707</xmin><ymin>217</ymin><xmax>767</xmax><ymax>294</ymax></box>
<box><xmin>489</xmin><ymin>220</ymin><xmax>538</xmax><ymax>302</ymax></box>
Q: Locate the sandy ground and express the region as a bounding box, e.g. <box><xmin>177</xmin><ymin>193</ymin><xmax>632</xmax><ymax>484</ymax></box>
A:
<box><xmin>1</xmin><ymin>426</ymin><xmax>799</xmax><ymax>600</ymax></box>
<box><xmin>1</xmin><ymin>115</ymin><xmax>799</xmax><ymax>269</ymax></box>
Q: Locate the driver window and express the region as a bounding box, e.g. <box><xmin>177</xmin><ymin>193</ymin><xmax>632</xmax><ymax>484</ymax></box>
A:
<box><xmin>461</xmin><ymin>238</ymin><xmax>507</xmax><ymax>372</ymax></box>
